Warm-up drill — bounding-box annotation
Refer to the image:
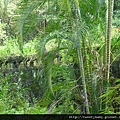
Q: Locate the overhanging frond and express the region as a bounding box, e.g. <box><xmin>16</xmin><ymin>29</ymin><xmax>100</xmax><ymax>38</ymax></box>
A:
<box><xmin>16</xmin><ymin>0</ymin><xmax>45</xmax><ymax>40</ymax></box>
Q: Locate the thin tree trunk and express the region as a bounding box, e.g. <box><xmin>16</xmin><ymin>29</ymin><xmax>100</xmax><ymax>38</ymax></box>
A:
<box><xmin>106</xmin><ymin>0</ymin><xmax>114</xmax><ymax>81</ymax></box>
<box><xmin>77</xmin><ymin>46</ymin><xmax>90</xmax><ymax>114</ymax></box>
<box><xmin>74</xmin><ymin>1</ymin><xmax>90</xmax><ymax>114</ymax></box>
<box><xmin>102</xmin><ymin>0</ymin><xmax>114</xmax><ymax>110</ymax></box>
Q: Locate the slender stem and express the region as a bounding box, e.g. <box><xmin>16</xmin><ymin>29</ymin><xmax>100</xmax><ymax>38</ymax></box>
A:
<box><xmin>106</xmin><ymin>0</ymin><xmax>114</xmax><ymax>81</ymax></box>
<box><xmin>74</xmin><ymin>1</ymin><xmax>90</xmax><ymax>114</ymax></box>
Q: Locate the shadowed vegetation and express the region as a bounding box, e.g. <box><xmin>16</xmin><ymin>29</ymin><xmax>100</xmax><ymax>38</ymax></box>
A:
<box><xmin>0</xmin><ymin>0</ymin><xmax>119</xmax><ymax>114</ymax></box>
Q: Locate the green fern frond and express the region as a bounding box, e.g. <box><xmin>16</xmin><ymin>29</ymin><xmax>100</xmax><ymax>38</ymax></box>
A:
<box><xmin>17</xmin><ymin>0</ymin><xmax>44</xmax><ymax>39</ymax></box>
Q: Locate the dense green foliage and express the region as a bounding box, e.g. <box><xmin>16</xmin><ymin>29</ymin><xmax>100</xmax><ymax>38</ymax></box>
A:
<box><xmin>0</xmin><ymin>0</ymin><xmax>120</xmax><ymax>114</ymax></box>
